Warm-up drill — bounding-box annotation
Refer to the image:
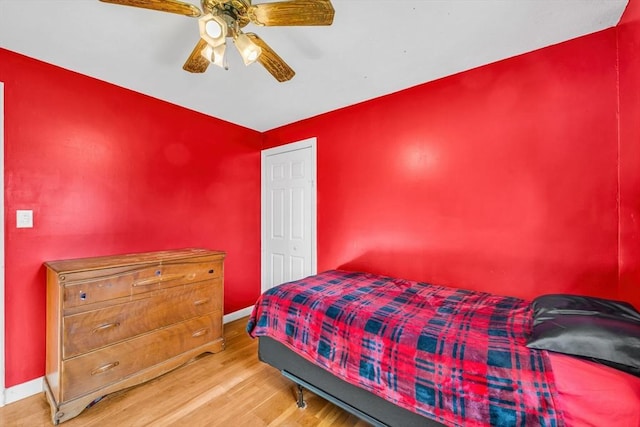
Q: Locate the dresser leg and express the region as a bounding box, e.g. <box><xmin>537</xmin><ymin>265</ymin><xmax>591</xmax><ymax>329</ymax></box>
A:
<box><xmin>44</xmin><ymin>381</ymin><xmax>106</xmax><ymax>425</ymax></box>
<box><xmin>49</xmin><ymin>396</ymin><xmax>105</xmax><ymax>424</ymax></box>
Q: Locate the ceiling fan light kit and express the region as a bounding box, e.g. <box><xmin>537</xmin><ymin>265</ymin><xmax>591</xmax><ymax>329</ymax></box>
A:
<box><xmin>99</xmin><ymin>0</ymin><xmax>335</xmax><ymax>82</ymax></box>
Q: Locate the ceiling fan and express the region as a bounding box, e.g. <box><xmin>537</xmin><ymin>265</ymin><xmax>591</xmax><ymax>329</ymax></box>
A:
<box><xmin>99</xmin><ymin>0</ymin><xmax>335</xmax><ymax>82</ymax></box>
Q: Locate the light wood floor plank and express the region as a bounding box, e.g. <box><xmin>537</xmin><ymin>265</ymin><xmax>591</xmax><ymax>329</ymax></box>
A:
<box><xmin>0</xmin><ymin>317</ymin><xmax>370</xmax><ymax>427</ymax></box>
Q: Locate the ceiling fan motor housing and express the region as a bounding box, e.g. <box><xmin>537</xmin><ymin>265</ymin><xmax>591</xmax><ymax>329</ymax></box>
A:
<box><xmin>202</xmin><ymin>0</ymin><xmax>251</xmax><ymax>30</ymax></box>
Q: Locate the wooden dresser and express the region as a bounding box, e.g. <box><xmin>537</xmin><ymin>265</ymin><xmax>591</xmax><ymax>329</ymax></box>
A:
<box><xmin>44</xmin><ymin>248</ymin><xmax>226</xmax><ymax>424</ymax></box>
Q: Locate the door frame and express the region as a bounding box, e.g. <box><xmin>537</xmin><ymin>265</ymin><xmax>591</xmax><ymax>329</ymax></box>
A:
<box><xmin>1</xmin><ymin>82</ymin><xmax>6</xmax><ymax>406</ymax></box>
<box><xmin>261</xmin><ymin>137</ymin><xmax>317</xmax><ymax>293</ymax></box>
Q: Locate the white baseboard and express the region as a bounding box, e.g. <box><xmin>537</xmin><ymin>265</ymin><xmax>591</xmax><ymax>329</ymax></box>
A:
<box><xmin>4</xmin><ymin>376</ymin><xmax>43</xmax><ymax>405</ymax></box>
<box><xmin>223</xmin><ymin>306</ymin><xmax>253</xmax><ymax>324</ymax></box>
<box><xmin>1</xmin><ymin>307</ymin><xmax>255</xmax><ymax>405</ymax></box>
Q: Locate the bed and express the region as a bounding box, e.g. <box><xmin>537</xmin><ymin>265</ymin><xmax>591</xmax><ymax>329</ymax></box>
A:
<box><xmin>247</xmin><ymin>270</ymin><xmax>640</xmax><ymax>426</ymax></box>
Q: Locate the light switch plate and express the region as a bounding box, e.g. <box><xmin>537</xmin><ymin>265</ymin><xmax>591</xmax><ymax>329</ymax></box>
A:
<box><xmin>16</xmin><ymin>210</ymin><xmax>33</xmax><ymax>228</ymax></box>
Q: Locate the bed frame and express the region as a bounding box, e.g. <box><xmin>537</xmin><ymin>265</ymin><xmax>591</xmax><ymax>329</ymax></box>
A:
<box><xmin>258</xmin><ymin>337</ymin><xmax>444</xmax><ymax>427</ymax></box>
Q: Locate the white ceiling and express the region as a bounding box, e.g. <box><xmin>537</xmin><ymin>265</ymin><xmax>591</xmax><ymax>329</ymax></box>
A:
<box><xmin>0</xmin><ymin>0</ymin><xmax>629</xmax><ymax>131</ymax></box>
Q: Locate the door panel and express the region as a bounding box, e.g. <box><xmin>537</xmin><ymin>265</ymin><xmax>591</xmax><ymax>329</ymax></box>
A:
<box><xmin>290</xmin><ymin>256</ymin><xmax>305</xmax><ymax>281</ymax></box>
<box><xmin>291</xmin><ymin>187</ymin><xmax>304</xmax><ymax>239</ymax></box>
<box><xmin>270</xmin><ymin>253</ymin><xmax>284</xmax><ymax>286</ymax></box>
<box><xmin>271</xmin><ymin>188</ymin><xmax>285</xmax><ymax>239</ymax></box>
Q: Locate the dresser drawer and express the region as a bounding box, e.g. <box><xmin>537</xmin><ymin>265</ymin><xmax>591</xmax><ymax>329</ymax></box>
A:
<box><xmin>131</xmin><ymin>259</ymin><xmax>223</xmax><ymax>294</ymax></box>
<box><xmin>63</xmin><ymin>265</ymin><xmax>160</xmax><ymax>308</ymax></box>
<box><xmin>61</xmin><ymin>312</ymin><xmax>222</xmax><ymax>401</ymax></box>
<box><xmin>63</xmin><ymin>280</ymin><xmax>221</xmax><ymax>358</ymax></box>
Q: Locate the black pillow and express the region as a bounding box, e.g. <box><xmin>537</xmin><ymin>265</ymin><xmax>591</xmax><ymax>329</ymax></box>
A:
<box><xmin>526</xmin><ymin>294</ymin><xmax>640</xmax><ymax>377</ymax></box>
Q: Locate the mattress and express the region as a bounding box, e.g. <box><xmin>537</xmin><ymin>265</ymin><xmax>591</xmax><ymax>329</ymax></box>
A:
<box><xmin>548</xmin><ymin>352</ymin><xmax>640</xmax><ymax>427</ymax></box>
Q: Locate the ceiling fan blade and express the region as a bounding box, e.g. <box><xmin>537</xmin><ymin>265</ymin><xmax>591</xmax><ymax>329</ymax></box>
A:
<box><xmin>183</xmin><ymin>39</ymin><xmax>211</xmax><ymax>73</ymax></box>
<box><xmin>99</xmin><ymin>0</ymin><xmax>202</xmax><ymax>17</ymax></box>
<box><xmin>249</xmin><ymin>0</ymin><xmax>335</xmax><ymax>26</ymax></box>
<box><xmin>246</xmin><ymin>33</ymin><xmax>295</xmax><ymax>82</ymax></box>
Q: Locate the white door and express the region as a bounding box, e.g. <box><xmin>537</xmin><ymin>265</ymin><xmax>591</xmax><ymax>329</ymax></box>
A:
<box><xmin>262</xmin><ymin>138</ymin><xmax>317</xmax><ymax>292</ymax></box>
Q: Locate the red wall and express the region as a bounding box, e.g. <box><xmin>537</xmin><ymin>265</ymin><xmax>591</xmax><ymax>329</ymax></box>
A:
<box><xmin>1</xmin><ymin>49</ymin><xmax>262</xmax><ymax>387</ymax></box>
<box><xmin>618</xmin><ymin>0</ymin><xmax>640</xmax><ymax>309</ymax></box>
<box><xmin>264</xmin><ymin>29</ymin><xmax>622</xmax><ymax>302</ymax></box>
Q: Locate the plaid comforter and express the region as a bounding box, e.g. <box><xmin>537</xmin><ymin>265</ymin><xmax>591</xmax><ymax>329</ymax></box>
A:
<box><xmin>247</xmin><ymin>270</ymin><xmax>563</xmax><ymax>427</ymax></box>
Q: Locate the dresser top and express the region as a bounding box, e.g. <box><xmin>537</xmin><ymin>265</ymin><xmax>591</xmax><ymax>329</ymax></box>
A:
<box><xmin>44</xmin><ymin>248</ymin><xmax>226</xmax><ymax>273</ymax></box>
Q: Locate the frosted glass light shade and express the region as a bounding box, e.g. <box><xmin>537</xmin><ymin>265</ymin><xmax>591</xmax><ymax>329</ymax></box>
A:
<box><xmin>234</xmin><ymin>32</ymin><xmax>262</xmax><ymax>66</ymax></box>
<box><xmin>201</xmin><ymin>43</ymin><xmax>227</xmax><ymax>69</ymax></box>
<box><xmin>198</xmin><ymin>14</ymin><xmax>226</xmax><ymax>47</ymax></box>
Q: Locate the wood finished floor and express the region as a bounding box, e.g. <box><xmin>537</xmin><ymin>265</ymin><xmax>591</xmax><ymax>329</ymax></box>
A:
<box><xmin>0</xmin><ymin>317</ymin><xmax>370</xmax><ymax>427</ymax></box>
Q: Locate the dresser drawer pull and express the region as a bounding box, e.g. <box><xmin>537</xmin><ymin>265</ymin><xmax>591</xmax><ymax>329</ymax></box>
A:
<box><xmin>132</xmin><ymin>277</ymin><xmax>161</xmax><ymax>287</ymax></box>
<box><xmin>192</xmin><ymin>328</ymin><xmax>209</xmax><ymax>338</ymax></box>
<box><xmin>91</xmin><ymin>361</ymin><xmax>120</xmax><ymax>376</ymax></box>
<box><xmin>161</xmin><ymin>273</ymin><xmax>188</xmax><ymax>282</ymax></box>
<box><xmin>92</xmin><ymin>322</ymin><xmax>120</xmax><ymax>333</ymax></box>
<box><xmin>193</xmin><ymin>298</ymin><xmax>210</xmax><ymax>306</ymax></box>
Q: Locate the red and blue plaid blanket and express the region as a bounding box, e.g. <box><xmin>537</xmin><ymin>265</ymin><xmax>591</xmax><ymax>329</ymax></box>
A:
<box><xmin>247</xmin><ymin>270</ymin><xmax>563</xmax><ymax>427</ymax></box>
